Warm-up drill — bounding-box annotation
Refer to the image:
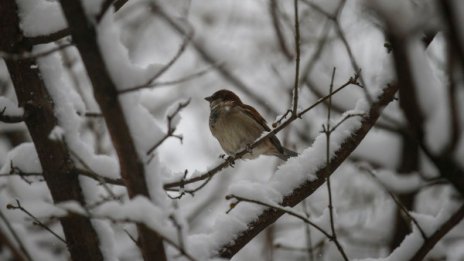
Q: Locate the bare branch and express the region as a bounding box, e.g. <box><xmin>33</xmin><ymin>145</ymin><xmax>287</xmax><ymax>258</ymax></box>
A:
<box><xmin>59</xmin><ymin>0</ymin><xmax>168</xmax><ymax>258</ymax></box>
<box><xmin>118</xmin><ymin>24</ymin><xmax>194</xmax><ymax>95</ymax></box>
<box><xmin>321</xmin><ymin>67</ymin><xmax>349</xmax><ymax>261</ymax></box>
<box><xmin>226</xmin><ymin>195</ymin><xmax>330</xmax><ymax>238</ymax></box>
<box><xmin>216</xmin><ymin>83</ymin><xmax>398</xmax><ymax>258</ymax></box>
<box><xmin>225</xmin><ymin>193</ymin><xmax>346</xmax><ymax>260</ymax></box>
<box><xmin>301</xmin><ymin>0</ymin><xmax>372</xmax><ymax>103</ymax></box>
<box><xmin>164</xmin><ymin>73</ymin><xmax>359</xmax><ymax>191</ymax></box>
<box><xmin>0</xmin><ymin>208</ymin><xmax>32</xmax><ymax>261</ymax></box>
<box><xmin>76</xmin><ymin>168</ymin><xmax>124</xmax><ymax>186</ymax></box>
<box><xmin>27</xmin><ymin>28</ymin><xmax>71</xmax><ymax>46</ymax></box>
<box><xmin>69</xmin><ymin>148</ymin><xmax>120</xmax><ymax>198</ymax></box>
<box><xmin>122</xmin><ymin>63</ymin><xmax>221</xmax><ymax>93</ymax></box>
<box><xmin>7</xmin><ymin>200</ymin><xmax>67</xmax><ymax>244</ymax></box>
<box><xmin>0</xmin><ymin>107</ymin><xmax>24</xmax><ymax>123</ymax></box>
<box><xmin>291</xmin><ymin>0</ymin><xmax>301</xmax><ymax>117</ymax></box>
<box><xmin>147</xmin><ymin>99</ymin><xmax>190</xmax><ymax>155</ymax></box>
<box><xmin>153</xmin><ymin>3</ymin><xmax>278</xmax><ymax>115</ymax></box>
<box><xmin>0</xmin><ymin>161</ymin><xmax>124</xmax><ymax>187</ymax></box>
<box><xmin>54</xmin><ymin>206</ymin><xmax>197</xmax><ymax>261</ymax></box>
<box><xmin>410</xmin><ymin>204</ymin><xmax>464</xmax><ymax>261</ymax></box>
<box><xmin>360</xmin><ymin>165</ymin><xmax>428</xmax><ymax>241</ymax></box>
<box><xmin>269</xmin><ymin>0</ymin><xmax>293</xmax><ymax>60</ymax></box>
<box><xmin>0</xmin><ymin>43</ymin><xmax>72</xmax><ymax>60</ymax></box>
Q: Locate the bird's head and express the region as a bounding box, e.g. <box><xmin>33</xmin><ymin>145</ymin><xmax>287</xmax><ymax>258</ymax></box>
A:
<box><xmin>204</xmin><ymin>89</ymin><xmax>242</xmax><ymax>105</ymax></box>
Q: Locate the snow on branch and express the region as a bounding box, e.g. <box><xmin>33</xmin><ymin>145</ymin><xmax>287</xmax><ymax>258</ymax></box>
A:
<box><xmin>208</xmin><ymin>82</ymin><xmax>398</xmax><ymax>258</ymax></box>
<box><xmin>58</xmin><ymin>1</ymin><xmax>169</xmax><ymax>259</ymax></box>
<box><xmin>164</xmin><ymin>72</ymin><xmax>360</xmax><ymax>193</ymax></box>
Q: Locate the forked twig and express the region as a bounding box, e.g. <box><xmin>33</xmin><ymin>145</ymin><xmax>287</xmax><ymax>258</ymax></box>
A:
<box><xmin>7</xmin><ymin>200</ymin><xmax>67</xmax><ymax>244</ymax></box>
<box><xmin>147</xmin><ymin>99</ymin><xmax>191</xmax><ymax>155</ymax></box>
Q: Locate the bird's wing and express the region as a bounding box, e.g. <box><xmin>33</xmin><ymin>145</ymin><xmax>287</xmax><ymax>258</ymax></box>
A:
<box><xmin>240</xmin><ymin>104</ymin><xmax>285</xmax><ymax>154</ymax></box>
<box><xmin>240</xmin><ymin>104</ymin><xmax>271</xmax><ymax>131</ymax></box>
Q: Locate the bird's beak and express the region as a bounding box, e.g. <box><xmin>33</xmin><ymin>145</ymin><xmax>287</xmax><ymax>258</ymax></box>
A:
<box><xmin>204</xmin><ymin>96</ymin><xmax>212</xmax><ymax>102</ymax></box>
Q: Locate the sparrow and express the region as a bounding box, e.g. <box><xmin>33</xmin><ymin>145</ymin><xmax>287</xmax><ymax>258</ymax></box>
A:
<box><xmin>205</xmin><ymin>89</ymin><xmax>298</xmax><ymax>161</ymax></box>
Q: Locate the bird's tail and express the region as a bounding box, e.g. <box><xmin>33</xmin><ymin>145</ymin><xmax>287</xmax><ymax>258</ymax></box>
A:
<box><xmin>277</xmin><ymin>147</ymin><xmax>298</xmax><ymax>161</ymax></box>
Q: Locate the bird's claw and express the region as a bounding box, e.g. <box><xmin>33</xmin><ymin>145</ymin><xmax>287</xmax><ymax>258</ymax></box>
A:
<box><xmin>245</xmin><ymin>144</ymin><xmax>253</xmax><ymax>154</ymax></box>
<box><xmin>219</xmin><ymin>154</ymin><xmax>226</xmax><ymax>159</ymax></box>
<box><xmin>226</xmin><ymin>156</ymin><xmax>235</xmax><ymax>167</ymax></box>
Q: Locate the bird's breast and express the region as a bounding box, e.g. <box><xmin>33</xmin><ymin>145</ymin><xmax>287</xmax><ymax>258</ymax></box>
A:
<box><xmin>209</xmin><ymin>107</ymin><xmax>265</xmax><ymax>155</ymax></box>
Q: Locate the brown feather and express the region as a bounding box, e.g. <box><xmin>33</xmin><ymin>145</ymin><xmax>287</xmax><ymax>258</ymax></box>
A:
<box><xmin>206</xmin><ymin>89</ymin><xmax>297</xmax><ymax>160</ymax></box>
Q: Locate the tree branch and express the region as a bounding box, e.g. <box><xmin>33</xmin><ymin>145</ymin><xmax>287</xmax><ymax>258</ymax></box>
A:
<box><xmin>269</xmin><ymin>0</ymin><xmax>293</xmax><ymax>60</ymax></box>
<box><xmin>410</xmin><ymin>204</ymin><xmax>464</xmax><ymax>261</ymax></box>
<box><xmin>0</xmin><ymin>107</ymin><xmax>24</xmax><ymax>123</ymax></box>
<box><xmin>164</xmin><ymin>73</ymin><xmax>359</xmax><ymax>191</ymax></box>
<box><xmin>216</xmin><ymin>82</ymin><xmax>398</xmax><ymax>258</ymax></box>
<box><xmin>0</xmin><ymin>208</ymin><xmax>32</xmax><ymax>261</ymax></box>
<box><xmin>1</xmin><ymin>1</ymin><xmax>105</xmax><ymax>259</ymax></box>
<box><xmin>58</xmin><ymin>0</ymin><xmax>166</xmax><ymax>259</ymax></box>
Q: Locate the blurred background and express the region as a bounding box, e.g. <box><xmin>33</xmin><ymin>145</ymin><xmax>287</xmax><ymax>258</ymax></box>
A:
<box><xmin>1</xmin><ymin>0</ymin><xmax>464</xmax><ymax>260</ymax></box>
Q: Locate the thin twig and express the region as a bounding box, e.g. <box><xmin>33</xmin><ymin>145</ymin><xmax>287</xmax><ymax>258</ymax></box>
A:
<box><xmin>83</xmin><ymin>112</ymin><xmax>103</xmax><ymax>118</ymax></box>
<box><xmin>153</xmin><ymin>3</ymin><xmax>277</xmax><ymax>114</ymax></box>
<box><xmin>96</xmin><ymin>0</ymin><xmax>128</xmax><ymax>22</ymax></box>
<box><xmin>410</xmin><ymin>204</ymin><xmax>464</xmax><ymax>261</ymax></box>
<box><xmin>118</xmin><ymin>22</ymin><xmax>194</xmax><ymax>95</ymax></box>
<box><xmin>6</xmin><ymin>200</ymin><xmax>67</xmax><ymax>244</ymax></box>
<box><xmin>8</xmin><ymin>161</ymin><xmax>42</xmax><ymax>185</ymax></box>
<box><xmin>292</xmin><ymin>0</ymin><xmax>301</xmax><ymax>117</ymax></box>
<box><xmin>275</xmin><ymin>240</ymin><xmax>325</xmax><ymax>255</ymax></box>
<box><xmin>300</xmin><ymin>0</ymin><xmax>372</xmax><ymax>104</ymax></box>
<box><xmin>269</xmin><ymin>0</ymin><xmax>293</xmax><ymax>60</ymax></box>
<box><xmin>225</xmin><ymin>195</ymin><xmax>331</xmax><ymax>238</ymax></box>
<box><xmin>146</xmin><ymin>99</ymin><xmax>190</xmax><ymax>155</ymax></box>
<box><xmin>164</xmin><ymin>73</ymin><xmax>359</xmax><ymax>191</ymax></box>
<box><xmin>169</xmin><ymin>209</ymin><xmax>186</xmax><ymax>258</ymax></box>
<box><xmin>330</xmin><ymin>112</ymin><xmax>365</xmax><ymax>132</ymax></box>
<box><xmin>166</xmin><ymin>174</ymin><xmax>213</xmax><ymax>199</ymax></box>
<box><xmin>0</xmin><ymin>165</ymin><xmax>123</xmax><ymax>187</ymax></box>
<box><xmin>76</xmin><ymin>168</ymin><xmax>124</xmax><ymax>186</ymax></box>
<box><xmin>360</xmin><ymin>166</ymin><xmax>428</xmax><ymax>241</ymax></box>
<box><xmin>137</xmin><ymin>63</ymin><xmax>221</xmax><ymax>89</ymax></box>
<box><xmin>217</xmin><ymin>83</ymin><xmax>399</xmax><ymax>258</ymax></box>
<box><xmin>322</xmin><ymin>67</ymin><xmax>349</xmax><ymax>261</ymax></box>
<box><xmin>0</xmin><ymin>107</ymin><xmax>24</xmax><ymax>123</ymax></box>
<box><xmin>69</xmin><ymin>149</ymin><xmax>119</xmax><ymax>199</ymax></box>
<box><xmin>63</xmin><ymin>208</ymin><xmax>197</xmax><ymax>261</ymax></box>
<box><xmin>124</xmin><ymin>228</ymin><xmax>140</xmax><ymax>246</ymax></box>
<box><xmin>302</xmin><ymin>200</ymin><xmax>315</xmax><ymax>261</ymax></box>
<box><xmin>0</xmin><ymin>208</ymin><xmax>32</xmax><ymax>261</ymax></box>
<box><xmin>0</xmin><ymin>43</ymin><xmax>73</xmax><ymax>60</ymax></box>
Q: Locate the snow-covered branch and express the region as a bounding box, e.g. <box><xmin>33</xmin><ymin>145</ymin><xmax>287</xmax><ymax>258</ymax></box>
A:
<box><xmin>213</xmin><ymin>83</ymin><xmax>398</xmax><ymax>258</ymax></box>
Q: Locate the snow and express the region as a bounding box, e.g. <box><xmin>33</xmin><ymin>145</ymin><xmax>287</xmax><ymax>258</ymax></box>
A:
<box><xmin>96</xmin><ymin>10</ymin><xmax>165</xmax><ymax>91</ymax></box>
<box><xmin>16</xmin><ymin>0</ymin><xmax>67</xmax><ymax>37</ymax></box>
<box><xmin>370</xmin><ymin>169</ymin><xmax>424</xmax><ymax>194</ymax></box>
<box><xmin>81</xmin><ymin>0</ymin><xmax>105</xmax><ymax>18</ymax></box>
<box><xmin>35</xmin><ymin>44</ymin><xmax>121</xmax><ymax>182</ymax></box>
<box><xmin>198</xmin><ymin>89</ymin><xmax>380</xmax><ymax>256</ymax></box>
<box><xmin>0</xmin><ymin>143</ymin><xmax>42</xmax><ymax>174</ymax></box>
<box><xmin>229</xmin><ymin>180</ymin><xmax>283</xmax><ymax>204</ymax></box>
<box><xmin>91</xmin><ymin>220</ymin><xmax>118</xmax><ymax>261</ymax></box>
<box><xmin>407</xmin><ymin>39</ymin><xmax>449</xmax><ymax>153</ymax></box>
<box><xmin>48</xmin><ymin>126</ymin><xmax>65</xmax><ymax>141</ymax></box>
<box><xmin>2</xmin><ymin>0</ymin><xmax>463</xmax><ymax>260</ymax></box>
<box><xmin>358</xmin><ymin>202</ymin><xmax>463</xmax><ymax>261</ymax></box>
<box><xmin>0</xmin><ymin>97</ymin><xmax>23</xmax><ymax>117</ymax></box>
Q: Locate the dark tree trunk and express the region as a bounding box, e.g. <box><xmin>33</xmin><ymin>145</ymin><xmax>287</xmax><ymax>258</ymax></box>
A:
<box><xmin>0</xmin><ymin>1</ymin><xmax>104</xmax><ymax>260</ymax></box>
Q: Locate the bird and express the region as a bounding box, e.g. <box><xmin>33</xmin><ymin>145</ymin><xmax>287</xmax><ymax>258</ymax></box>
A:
<box><xmin>205</xmin><ymin>89</ymin><xmax>298</xmax><ymax>161</ymax></box>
